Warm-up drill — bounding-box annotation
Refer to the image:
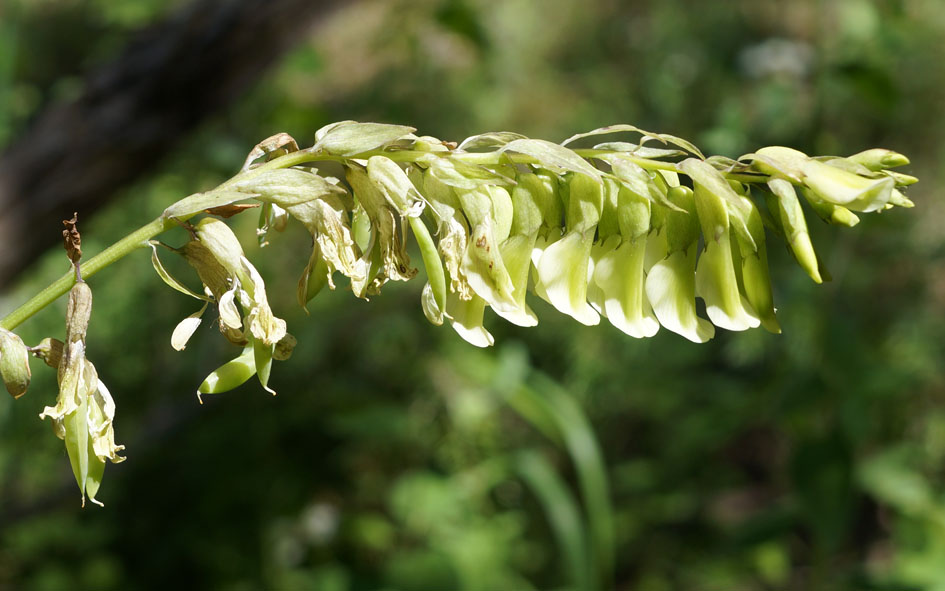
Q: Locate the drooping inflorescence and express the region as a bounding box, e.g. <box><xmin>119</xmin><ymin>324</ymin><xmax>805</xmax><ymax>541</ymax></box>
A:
<box><xmin>0</xmin><ymin>122</ymin><xmax>917</xmax><ymax>505</ymax></box>
<box><xmin>155</xmin><ymin>121</ymin><xmax>915</xmax><ymax>366</ymax></box>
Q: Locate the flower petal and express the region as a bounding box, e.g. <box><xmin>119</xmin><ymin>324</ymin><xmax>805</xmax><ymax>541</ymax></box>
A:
<box><xmin>592</xmin><ymin>237</ymin><xmax>659</xmax><ymax>338</ymax></box>
<box><xmin>171</xmin><ymin>303</ymin><xmax>208</xmax><ymax>351</ymax></box>
<box><xmin>446</xmin><ymin>292</ymin><xmax>494</xmax><ymax>348</ymax></box>
<box><xmin>645</xmin><ymin>245</ymin><xmax>715</xmax><ymax>343</ymax></box>
<box><xmin>536</xmin><ymin>231</ymin><xmax>600</xmax><ymax>326</ymax></box>
<box><xmin>218</xmin><ymin>284</ymin><xmax>243</xmax><ymax>331</ymax></box>
<box><xmin>695</xmin><ymin>237</ymin><xmax>760</xmax><ymax>331</ymax></box>
<box><xmin>492</xmin><ymin>234</ymin><xmax>538</xmax><ymax>327</ymax></box>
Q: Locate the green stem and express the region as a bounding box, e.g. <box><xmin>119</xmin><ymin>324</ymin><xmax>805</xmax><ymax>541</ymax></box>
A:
<box><xmin>0</xmin><ymin>150</ymin><xmax>320</xmax><ymax>331</ymax></box>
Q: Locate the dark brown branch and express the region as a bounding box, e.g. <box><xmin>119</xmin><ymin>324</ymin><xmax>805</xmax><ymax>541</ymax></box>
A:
<box><xmin>0</xmin><ymin>0</ymin><xmax>344</xmax><ymax>287</ymax></box>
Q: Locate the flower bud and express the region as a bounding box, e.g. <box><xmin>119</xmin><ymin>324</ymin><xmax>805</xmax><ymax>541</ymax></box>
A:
<box><xmin>847</xmin><ymin>148</ymin><xmax>910</xmax><ymax>171</ymax></box>
<box><xmin>0</xmin><ymin>329</ymin><xmax>31</xmax><ymax>399</ymax></box>
<box><xmin>800</xmin><ymin>158</ymin><xmax>895</xmax><ymax>213</ymax></box>
<box><xmin>884</xmin><ymin>171</ymin><xmax>918</xmax><ymax>187</ymax></box>
<box><xmin>766</xmin><ymin>179</ymin><xmax>822</xmax><ymax>283</ymax></box>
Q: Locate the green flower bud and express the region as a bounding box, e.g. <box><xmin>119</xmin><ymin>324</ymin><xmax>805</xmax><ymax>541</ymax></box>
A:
<box><xmin>766</xmin><ymin>179</ymin><xmax>822</xmax><ymax>283</ymax></box>
<box><xmin>1</xmin><ymin>328</ymin><xmax>31</xmax><ymax>399</ymax></box>
<box><xmin>800</xmin><ymin>158</ymin><xmax>895</xmax><ymax>213</ymax></box>
<box><xmin>737</xmin><ymin>200</ymin><xmax>780</xmax><ymax>334</ymax></box>
<box><xmin>884</xmin><ymin>171</ymin><xmax>918</xmax><ymax>187</ymax></box>
<box><xmin>597</xmin><ymin>178</ymin><xmax>621</xmax><ymax>240</ymax></box>
<box><xmin>847</xmin><ymin>148</ymin><xmax>910</xmax><ymax>171</ymax></box>
<box><xmin>616</xmin><ymin>183</ymin><xmax>651</xmax><ymax>242</ymax></box>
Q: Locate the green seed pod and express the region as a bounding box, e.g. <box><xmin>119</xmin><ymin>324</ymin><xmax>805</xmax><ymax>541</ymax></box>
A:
<box><xmin>0</xmin><ymin>329</ymin><xmax>31</xmax><ymax>399</ymax></box>
<box><xmin>197</xmin><ymin>344</ymin><xmax>257</xmax><ymax>402</ymax></box>
<box><xmin>409</xmin><ymin>216</ymin><xmax>446</xmax><ymax>322</ymax></box>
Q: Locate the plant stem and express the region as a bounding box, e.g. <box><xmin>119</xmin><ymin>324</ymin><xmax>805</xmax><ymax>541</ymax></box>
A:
<box><xmin>0</xmin><ymin>150</ymin><xmax>320</xmax><ymax>331</ymax></box>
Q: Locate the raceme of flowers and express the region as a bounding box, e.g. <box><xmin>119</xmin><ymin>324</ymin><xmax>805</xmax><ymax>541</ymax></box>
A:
<box><xmin>0</xmin><ymin>122</ymin><xmax>916</xmax><ymax>506</ymax></box>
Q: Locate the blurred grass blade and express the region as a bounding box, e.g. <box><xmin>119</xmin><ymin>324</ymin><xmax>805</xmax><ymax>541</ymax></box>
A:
<box><xmin>495</xmin><ymin>346</ymin><xmax>614</xmax><ymax>589</ymax></box>
<box><xmin>516</xmin><ymin>449</ymin><xmax>592</xmax><ymax>591</ymax></box>
<box><xmin>530</xmin><ymin>373</ymin><xmax>615</xmax><ymax>590</ymax></box>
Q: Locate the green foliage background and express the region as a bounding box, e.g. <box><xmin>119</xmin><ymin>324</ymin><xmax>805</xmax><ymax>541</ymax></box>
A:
<box><xmin>2</xmin><ymin>0</ymin><xmax>945</xmax><ymax>589</ymax></box>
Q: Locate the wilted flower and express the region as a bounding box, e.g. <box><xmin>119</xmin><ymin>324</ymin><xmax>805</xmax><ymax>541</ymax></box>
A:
<box><xmin>37</xmin><ymin>281</ymin><xmax>124</xmax><ymax>507</ymax></box>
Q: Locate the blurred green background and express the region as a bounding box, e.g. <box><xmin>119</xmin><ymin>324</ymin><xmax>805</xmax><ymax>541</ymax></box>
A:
<box><xmin>2</xmin><ymin>0</ymin><xmax>945</xmax><ymax>589</ymax></box>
